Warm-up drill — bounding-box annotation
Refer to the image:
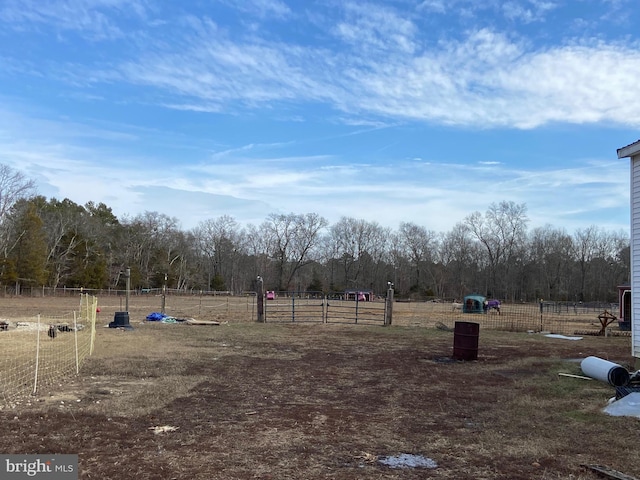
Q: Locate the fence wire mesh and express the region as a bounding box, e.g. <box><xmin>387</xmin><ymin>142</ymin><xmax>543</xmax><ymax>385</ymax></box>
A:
<box><xmin>392</xmin><ymin>300</ymin><xmax>624</xmax><ymax>336</ymax></box>
<box><xmin>0</xmin><ymin>294</ymin><xmax>98</xmax><ymax>408</ymax></box>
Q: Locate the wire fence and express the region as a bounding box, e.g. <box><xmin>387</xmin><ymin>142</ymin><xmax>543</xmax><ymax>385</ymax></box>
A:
<box><xmin>392</xmin><ymin>300</ymin><xmax>625</xmax><ymax>336</ymax></box>
<box><xmin>0</xmin><ymin>294</ymin><xmax>98</xmax><ymax>409</ymax></box>
<box><xmin>0</xmin><ymin>294</ymin><xmax>625</xmax><ymax>410</ymax></box>
<box><xmin>151</xmin><ymin>292</ymin><xmax>258</xmax><ymax>322</ymax></box>
<box><xmin>0</xmin><ymin>286</ymin><xmax>236</xmax><ymax>297</ymax></box>
<box><xmin>149</xmin><ymin>295</ymin><xmax>623</xmax><ymax>334</ymax></box>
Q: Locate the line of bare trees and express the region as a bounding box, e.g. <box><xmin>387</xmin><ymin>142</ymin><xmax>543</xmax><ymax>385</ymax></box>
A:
<box><xmin>0</xmin><ymin>164</ymin><xmax>630</xmax><ymax>302</ymax></box>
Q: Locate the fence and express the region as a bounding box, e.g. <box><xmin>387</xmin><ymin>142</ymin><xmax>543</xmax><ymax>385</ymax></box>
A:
<box><xmin>0</xmin><ymin>286</ymin><xmax>237</xmax><ymax>298</ymax></box>
<box><xmin>392</xmin><ymin>300</ymin><xmax>624</xmax><ymax>336</ymax></box>
<box><xmin>262</xmin><ymin>291</ymin><xmax>389</xmax><ymax>325</ymax></box>
<box><xmin>324</xmin><ymin>294</ymin><xmax>388</xmax><ymax>325</ymax></box>
<box><xmin>264</xmin><ymin>292</ymin><xmax>325</xmax><ymax>323</ymax></box>
<box><xmin>152</xmin><ymin>292</ymin><xmax>258</xmax><ymax>321</ymax></box>
<box><xmin>0</xmin><ymin>294</ymin><xmax>98</xmax><ymax>408</ymax></box>
<box><xmin>146</xmin><ymin>293</ymin><xmax>616</xmax><ymax>334</ymax></box>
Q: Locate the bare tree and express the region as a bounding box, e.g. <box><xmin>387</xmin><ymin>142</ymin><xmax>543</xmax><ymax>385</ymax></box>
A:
<box><xmin>0</xmin><ymin>164</ymin><xmax>36</xmax><ymax>255</ymax></box>
<box><xmin>327</xmin><ymin>217</ymin><xmax>389</xmax><ymax>291</ymax></box>
<box><xmin>571</xmin><ymin>226</ymin><xmax>603</xmax><ymax>302</ymax></box>
<box><xmin>573</xmin><ymin>227</ymin><xmax>628</xmax><ymax>301</ymax></box>
<box><xmin>440</xmin><ymin>222</ymin><xmax>480</xmax><ymax>299</ymax></box>
<box><xmin>117</xmin><ymin>211</ymin><xmax>181</xmax><ymax>288</ymax></box>
<box><xmin>398</xmin><ymin>222</ymin><xmax>438</xmax><ymax>294</ymax></box>
<box><xmin>193</xmin><ymin>215</ymin><xmax>243</xmax><ymax>291</ymax></box>
<box><xmin>0</xmin><ymin>164</ymin><xmax>36</xmax><ymax>222</ymax></box>
<box><xmin>528</xmin><ymin>225</ymin><xmax>573</xmax><ymax>301</ymax></box>
<box><xmin>262</xmin><ymin>213</ymin><xmax>328</xmax><ymax>291</ymax></box>
<box><xmin>358</xmin><ymin>221</ymin><xmax>390</xmax><ymax>292</ymax></box>
<box><xmin>465</xmin><ymin>201</ymin><xmax>528</xmax><ymax>299</ymax></box>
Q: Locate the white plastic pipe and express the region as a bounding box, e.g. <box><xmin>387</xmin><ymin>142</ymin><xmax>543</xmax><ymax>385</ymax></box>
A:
<box><xmin>580</xmin><ymin>356</ymin><xmax>629</xmax><ymax>386</ymax></box>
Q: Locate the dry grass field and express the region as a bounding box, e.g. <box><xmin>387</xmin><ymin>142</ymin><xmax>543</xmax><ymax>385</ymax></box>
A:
<box><xmin>0</xmin><ymin>294</ymin><xmax>637</xmax><ymax>479</ymax></box>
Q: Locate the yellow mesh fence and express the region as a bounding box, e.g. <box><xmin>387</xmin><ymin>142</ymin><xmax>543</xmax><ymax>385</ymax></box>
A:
<box><xmin>0</xmin><ymin>294</ymin><xmax>98</xmax><ymax>408</ymax></box>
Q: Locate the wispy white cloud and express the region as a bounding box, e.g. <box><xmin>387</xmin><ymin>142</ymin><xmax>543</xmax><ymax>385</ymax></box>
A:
<box><xmin>3</xmin><ymin>2</ymin><xmax>639</xmax><ymax>130</ymax></box>
<box><xmin>339</xmin><ymin>30</ymin><xmax>640</xmax><ymax>128</ymax></box>
<box><xmin>104</xmin><ymin>17</ymin><xmax>640</xmax><ymax>129</ymax></box>
<box><xmin>417</xmin><ymin>0</ymin><xmax>446</xmax><ymax>14</ymax></box>
<box><xmin>418</xmin><ymin>0</ymin><xmax>557</xmax><ymax>22</ymax></box>
<box><xmin>501</xmin><ymin>1</ymin><xmax>557</xmax><ymax>23</ymax></box>
<box><xmin>0</xmin><ymin>0</ymin><xmax>150</xmax><ymax>40</ymax></box>
<box><xmin>332</xmin><ymin>2</ymin><xmax>417</xmax><ymax>54</ymax></box>
<box><xmin>0</xmin><ymin>102</ymin><xmax>138</xmax><ymax>142</ymax></box>
<box><xmin>215</xmin><ymin>0</ymin><xmax>292</xmax><ymax>20</ymax></box>
<box><xmin>114</xmin><ymin>24</ymin><xmax>338</xmax><ymax>109</ymax></box>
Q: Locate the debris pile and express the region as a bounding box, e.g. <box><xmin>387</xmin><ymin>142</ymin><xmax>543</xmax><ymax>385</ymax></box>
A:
<box><xmin>145</xmin><ymin>312</ymin><xmax>221</xmax><ymax>326</ymax></box>
<box><xmin>577</xmin><ymin>356</ymin><xmax>640</xmax><ymax>418</ymax></box>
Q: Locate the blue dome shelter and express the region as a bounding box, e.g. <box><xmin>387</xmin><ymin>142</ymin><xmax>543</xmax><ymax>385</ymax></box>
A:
<box><xmin>463</xmin><ymin>294</ymin><xmax>486</xmax><ymax>314</ymax></box>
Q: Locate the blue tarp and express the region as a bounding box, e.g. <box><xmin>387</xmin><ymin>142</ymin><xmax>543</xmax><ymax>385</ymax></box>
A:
<box><xmin>146</xmin><ymin>312</ymin><xmax>166</xmax><ymax>321</ymax></box>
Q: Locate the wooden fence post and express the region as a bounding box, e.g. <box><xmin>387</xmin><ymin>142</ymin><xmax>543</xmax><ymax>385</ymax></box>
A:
<box><xmin>256</xmin><ymin>276</ymin><xmax>264</xmax><ymax>323</ymax></box>
<box><xmin>385</xmin><ymin>283</ymin><xmax>394</xmax><ymax>326</ymax></box>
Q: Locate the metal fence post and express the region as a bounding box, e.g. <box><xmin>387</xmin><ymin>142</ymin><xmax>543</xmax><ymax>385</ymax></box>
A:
<box><xmin>539</xmin><ymin>299</ymin><xmax>543</xmax><ymax>331</ymax></box>
<box><xmin>125</xmin><ymin>267</ymin><xmax>131</xmax><ymax>313</ymax></box>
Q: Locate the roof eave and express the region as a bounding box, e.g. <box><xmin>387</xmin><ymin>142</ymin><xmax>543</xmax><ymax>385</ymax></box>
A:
<box><xmin>617</xmin><ymin>140</ymin><xmax>640</xmax><ymax>159</ymax></box>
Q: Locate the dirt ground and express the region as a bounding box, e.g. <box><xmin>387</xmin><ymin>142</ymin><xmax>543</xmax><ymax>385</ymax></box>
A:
<box><xmin>0</xmin><ymin>295</ymin><xmax>638</xmax><ymax>479</ymax></box>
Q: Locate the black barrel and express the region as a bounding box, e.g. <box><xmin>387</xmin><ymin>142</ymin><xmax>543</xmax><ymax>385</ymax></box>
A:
<box><xmin>109</xmin><ymin>311</ymin><xmax>131</xmax><ymax>328</ymax></box>
<box><xmin>453</xmin><ymin>321</ymin><xmax>479</xmax><ymax>361</ymax></box>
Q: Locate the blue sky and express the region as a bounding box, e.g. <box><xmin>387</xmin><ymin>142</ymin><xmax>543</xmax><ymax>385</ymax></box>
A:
<box><xmin>1</xmin><ymin>0</ymin><xmax>638</xmax><ymax>234</ymax></box>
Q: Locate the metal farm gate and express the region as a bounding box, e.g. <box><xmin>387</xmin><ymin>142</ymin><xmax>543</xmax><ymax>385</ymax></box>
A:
<box><xmin>264</xmin><ymin>292</ymin><xmax>325</xmax><ymax>323</ymax></box>
<box><xmin>261</xmin><ymin>291</ymin><xmax>390</xmax><ymax>325</ymax></box>
<box><xmin>324</xmin><ymin>293</ymin><xmax>387</xmax><ymax>325</ymax></box>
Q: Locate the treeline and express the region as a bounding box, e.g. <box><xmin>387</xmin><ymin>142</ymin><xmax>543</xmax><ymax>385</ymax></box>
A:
<box><xmin>0</xmin><ymin>165</ymin><xmax>629</xmax><ymax>302</ymax></box>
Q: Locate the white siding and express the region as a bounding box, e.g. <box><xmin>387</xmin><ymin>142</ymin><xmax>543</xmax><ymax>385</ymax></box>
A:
<box><xmin>632</xmin><ymin>157</ymin><xmax>640</xmax><ymax>357</ymax></box>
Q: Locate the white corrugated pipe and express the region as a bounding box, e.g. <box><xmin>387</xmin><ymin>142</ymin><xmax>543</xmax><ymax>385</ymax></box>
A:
<box><xmin>580</xmin><ymin>356</ymin><xmax>630</xmax><ymax>387</ymax></box>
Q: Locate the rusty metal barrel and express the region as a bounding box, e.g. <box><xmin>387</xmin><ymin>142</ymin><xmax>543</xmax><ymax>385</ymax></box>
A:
<box><xmin>453</xmin><ymin>321</ymin><xmax>480</xmax><ymax>361</ymax></box>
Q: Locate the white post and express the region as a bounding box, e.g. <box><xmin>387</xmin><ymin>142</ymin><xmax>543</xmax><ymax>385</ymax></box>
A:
<box><xmin>161</xmin><ymin>273</ymin><xmax>167</xmax><ymax>314</ymax></box>
<box><xmin>32</xmin><ymin>314</ymin><xmax>41</xmax><ymax>395</ymax></box>
<box><xmin>90</xmin><ymin>298</ymin><xmax>97</xmax><ymax>355</ymax></box>
<box><xmin>74</xmin><ymin>311</ymin><xmax>80</xmax><ymax>374</ymax></box>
